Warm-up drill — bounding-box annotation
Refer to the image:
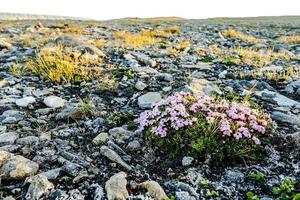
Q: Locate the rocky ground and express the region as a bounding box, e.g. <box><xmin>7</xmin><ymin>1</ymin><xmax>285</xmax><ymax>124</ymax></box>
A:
<box><xmin>0</xmin><ymin>16</ymin><xmax>300</xmax><ymax>199</ymax></box>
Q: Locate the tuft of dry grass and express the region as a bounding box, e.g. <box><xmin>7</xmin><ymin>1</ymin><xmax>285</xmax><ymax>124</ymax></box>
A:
<box><xmin>167</xmin><ymin>40</ymin><xmax>191</xmax><ymax>56</ymax></box>
<box><xmin>278</xmin><ymin>35</ymin><xmax>300</xmax><ymax>44</ymax></box>
<box><xmin>113</xmin><ymin>28</ymin><xmax>180</xmax><ymax>49</ymax></box>
<box><xmin>163</xmin><ymin>26</ymin><xmax>181</xmax><ymax>34</ymax></box>
<box><xmin>26</xmin><ymin>44</ymin><xmax>103</xmax><ymax>83</ymax></box>
<box><xmin>199</xmin><ymin>45</ymin><xmax>295</xmax><ymax>67</ymax></box>
<box><xmin>98</xmin><ymin>75</ymin><xmax>119</xmax><ymax>91</ymax></box>
<box><xmin>223</xmin><ymin>29</ymin><xmax>261</xmax><ymax>44</ymax></box>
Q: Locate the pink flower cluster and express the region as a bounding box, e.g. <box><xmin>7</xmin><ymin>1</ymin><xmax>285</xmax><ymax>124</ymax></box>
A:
<box><xmin>138</xmin><ymin>92</ymin><xmax>196</xmax><ymax>137</ymax></box>
<box><xmin>137</xmin><ymin>92</ymin><xmax>270</xmax><ymax>145</ymax></box>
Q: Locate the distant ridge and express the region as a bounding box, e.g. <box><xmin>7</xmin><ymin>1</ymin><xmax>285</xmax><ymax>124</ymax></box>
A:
<box><xmin>0</xmin><ymin>12</ymin><xmax>91</xmax><ymax>21</ymax></box>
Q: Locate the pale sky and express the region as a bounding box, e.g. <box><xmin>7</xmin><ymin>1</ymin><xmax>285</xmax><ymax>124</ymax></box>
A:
<box><xmin>0</xmin><ymin>0</ymin><xmax>299</xmax><ymax>20</ymax></box>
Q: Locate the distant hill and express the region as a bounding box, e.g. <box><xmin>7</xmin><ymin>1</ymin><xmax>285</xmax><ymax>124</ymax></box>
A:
<box><xmin>0</xmin><ymin>13</ymin><xmax>90</xmax><ymax>20</ymax></box>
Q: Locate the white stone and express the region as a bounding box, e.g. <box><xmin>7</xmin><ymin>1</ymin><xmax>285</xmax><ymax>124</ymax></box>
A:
<box><xmin>43</xmin><ymin>96</ymin><xmax>65</xmax><ymax>108</ymax></box>
<box><xmin>15</xmin><ymin>96</ymin><xmax>36</xmax><ymax>107</ymax></box>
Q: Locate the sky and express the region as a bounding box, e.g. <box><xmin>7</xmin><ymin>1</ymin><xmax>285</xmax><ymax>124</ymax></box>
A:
<box><xmin>0</xmin><ymin>0</ymin><xmax>299</xmax><ymax>20</ymax></box>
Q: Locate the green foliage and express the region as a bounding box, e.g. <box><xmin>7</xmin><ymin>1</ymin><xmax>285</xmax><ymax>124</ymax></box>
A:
<box><xmin>199</xmin><ymin>56</ymin><xmax>214</xmax><ymax>63</ymax></box>
<box><xmin>220</xmin><ymin>55</ymin><xmax>240</xmax><ymax>65</ymax></box>
<box><xmin>248</xmin><ymin>172</ymin><xmax>267</xmax><ymax>183</ymax></box>
<box><xmin>98</xmin><ymin>76</ymin><xmax>119</xmax><ymax>92</ymax></box>
<box><xmin>79</xmin><ymin>98</ymin><xmax>96</xmax><ymax>117</ymax></box>
<box><xmin>113</xmin><ymin>67</ymin><xmax>135</xmax><ymax>79</ymax></box>
<box><xmin>164</xmin><ymin>195</ymin><xmax>175</xmax><ymax>200</ymax></box>
<box><xmin>206</xmin><ymin>190</ymin><xmax>219</xmax><ymax>198</ymax></box>
<box><xmin>246</xmin><ymin>191</ymin><xmax>260</xmax><ymax>200</ymax></box>
<box><xmin>146</xmin><ymin>113</ymin><xmax>265</xmax><ymax>164</ymax></box>
<box><xmin>272</xmin><ymin>179</ymin><xmax>300</xmax><ymax>200</ymax></box>
<box><xmin>199</xmin><ymin>178</ymin><xmax>210</xmax><ymax>187</ymax></box>
<box><xmin>104</xmin><ymin>111</ymin><xmax>135</xmax><ymax>129</ymax></box>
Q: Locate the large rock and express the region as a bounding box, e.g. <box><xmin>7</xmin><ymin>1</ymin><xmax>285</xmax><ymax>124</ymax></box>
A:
<box><xmin>0</xmin><ymin>151</ymin><xmax>39</xmax><ymax>179</ymax></box>
<box><xmin>15</xmin><ymin>96</ymin><xmax>36</xmax><ymax>107</ymax></box>
<box><xmin>0</xmin><ymin>132</ymin><xmax>18</xmax><ymax>145</ymax></box>
<box><xmin>271</xmin><ymin>111</ymin><xmax>300</xmax><ymax>125</ymax></box>
<box><xmin>26</xmin><ymin>174</ymin><xmax>54</xmax><ymax>200</ymax></box>
<box><xmin>256</xmin><ymin>90</ymin><xmax>300</xmax><ymax>108</ymax></box>
<box><xmin>105</xmin><ymin>172</ymin><xmax>129</xmax><ymax>200</ymax></box>
<box><xmin>44</xmin><ymin>96</ymin><xmax>65</xmax><ymax>108</ymax></box>
<box><xmin>138</xmin><ymin>181</ymin><xmax>167</xmax><ymax>200</ymax></box>
<box><xmin>138</xmin><ymin>92</ymin><xmax>162</xmax><ymax>109</ymax></box>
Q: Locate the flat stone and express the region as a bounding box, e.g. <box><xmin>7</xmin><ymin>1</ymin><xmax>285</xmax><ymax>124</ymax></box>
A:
<box><xmin>138</xmin><ymin>92</ymin><xmax>162</xmax><ymax>109</ymax></box>
<box><xmin>15</xmin><ymin>96</ymin><xmax>36</xmax><ymax>107</ymax></box>
<box><xmin>44</xmin><ymin>96</ymin><xmax>65</xmax><ymax>108</ymax></box>
<box><xmin>182</xmin><ymin>62</ymin><xmax>212</xmax><ymax>70</ymax></box>
<box><xmin>105</xmin><ymin>172</ymin><xmax>129</xmax><ymax>200</ymax></box>
<box><xmin>271</xmin><ymin>111</ymin><xmax>300</xmax><ymax>125</ymax></box>
<box><xmin>256</xmin><ymin>90</ymin><xmax>300</xmax><ymax>108</ymax></box>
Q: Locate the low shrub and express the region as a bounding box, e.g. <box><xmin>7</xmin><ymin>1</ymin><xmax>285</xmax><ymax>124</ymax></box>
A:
<box><xmin>137</xmin><ymin>92</ymin><xmax>271</xmax><ymax>164</ymax></box>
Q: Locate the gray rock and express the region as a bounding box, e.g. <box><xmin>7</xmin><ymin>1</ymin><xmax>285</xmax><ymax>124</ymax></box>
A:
<box><xmin>0</xmin><ymin>132</ymin><xmax>18</xmax><ymax>145</ymax></box>
<box><xmin>109</xmin><ymin>127</ymin><xmax>132</xmax><ymax>143</ymax></box>
<box><xmin>271</xmin><ymin>111</ymin><xmax>300</xmax><ymax>125</ymax></box>
<box><xmin>138</xmin><ymin>92</ymin><xmax>162</xmax><ymax>109</ymax></box>
<box><xmin>55</xmin><ymin>106</ymin><xmax>84</xmax><ymax>120</ymax></box>
<box><xmin>100</xmin><ymin>146</ymin><xmax>131</xmax><ymax>170</ymax></box>
<box><xmin>25</xmin><ymin>174</ymin><xmax>54</xmax><ymax>200</ymax></box>
<box><xmin>17</xmin><ymin>136</ymin><xmax>39</xmax><ymax>145</ymax></box>
<box><xmin>40</xmin><ymin>168</ymin><xmax>62</xmax><ymax>180</ymax></box>
<box><xmin>91</xmin><ymin>184</ymin><xmax>104</xmax><ymax>200</ymax></box>
<box><xmin>175</xmin><ymin>191</ymin><xmax>197</xmax><ymax>200</ymax></box>
<box><xmin>285</xmin><ymin>80</ymin><xmax>300</xmax><ymax>95</ymax></box>
<box><xmin>68</xmin><ymin>189</ymin><xmax>85</xmax><ymax>200</ymax></box>
<box><xmin>44</xmin><ymin>96</ymin><xmax>65</xmax><ymax>108</ymax></box>
<box><xmin>105</xmin><ymin>172</ymin><xmax>129</xmax><ymax>200</ymax></box>
<box><xmin>224</xmin><ymin>170</ymin><xmax>244</xmax><ymax>183</ymax></box>
<box><xmin>0</xmin><ymin>151</ymin><xmax>39</xmax><ymax>179</ymax></box>
<box><xmin>15</xmin><ymin>96</ymin><xmax>36</xmax><ymax>107</ymax></box>
<box><xmin>135</xmin><ymin>81</ymin><xmax>147</xmax><ymax>91</ymax></box>
<box><xmin>256</xmin><ymin>90</ymin><xmax>300</xmax><ymax>107</ymax></box>
<box><xmin>127</xmin><ymin>140</ymin><xmax>141</xmax><ymax>151</ymax></box>
<box><xmin>182</xmin><ymin>156</ymin><xmax>194</xmax><ymax>167</ymax></box>
<box><xmin>182</xmin><ymin>62</ymin><xmax>211</xmax><ymax>70</ymax></box>
<box><xmin>286</xmin><ymin>131</ymin><xmax>300</xmax><ymax>144</ymax></box>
